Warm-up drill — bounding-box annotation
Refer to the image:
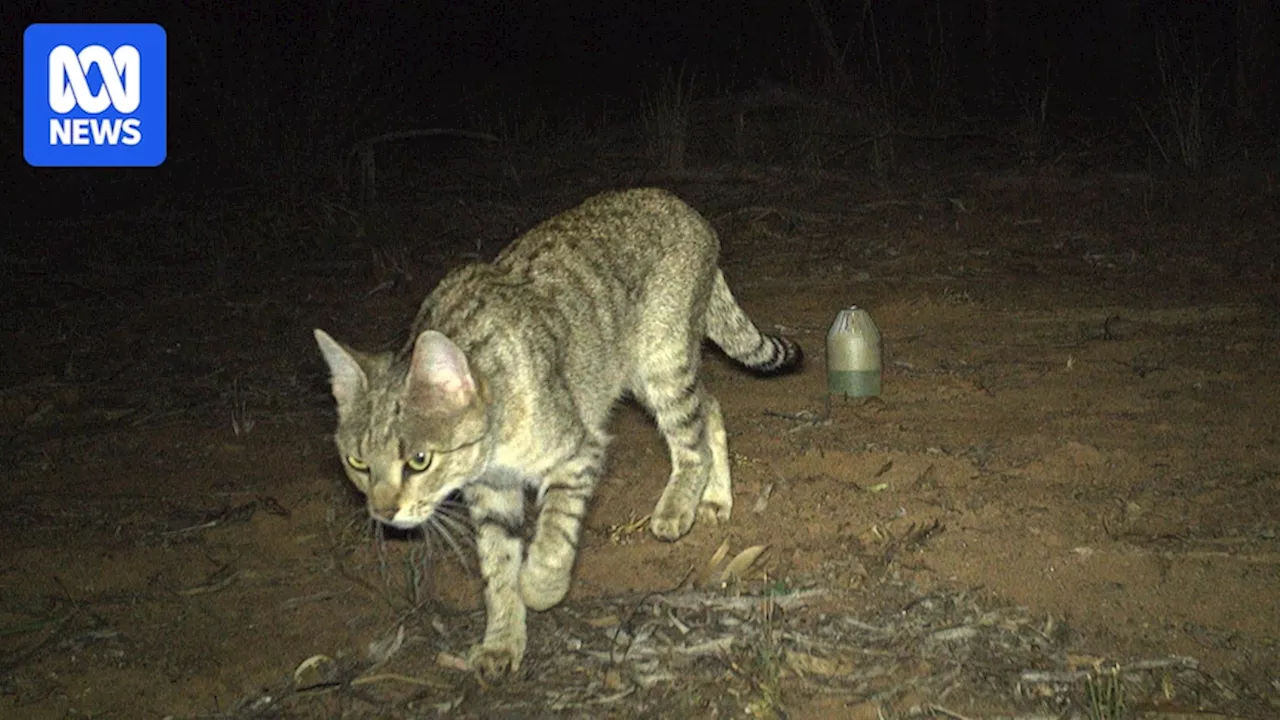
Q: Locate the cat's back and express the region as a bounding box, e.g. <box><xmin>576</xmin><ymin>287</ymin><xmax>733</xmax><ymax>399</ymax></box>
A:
<box><xmin>415</xmin><ymin>188</ymin><xmax>719</xmax><ymax>348</ymax></box>
<box><xmin>493</xmin><ymin>187</ymin><xmax>719</xmax><ymax>279</ymax></box>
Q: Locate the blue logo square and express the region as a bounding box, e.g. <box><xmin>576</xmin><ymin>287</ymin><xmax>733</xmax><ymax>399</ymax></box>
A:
<box><xmin>24</xmin><ymin>23</ymin><xmax>167</xmax><ymax>168</ymax></box>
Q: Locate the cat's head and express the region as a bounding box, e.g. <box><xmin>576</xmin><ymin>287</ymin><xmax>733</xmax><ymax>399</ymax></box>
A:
<box><xmin>314</xmin><ymin>328</ymin><xmax>491</xmax><ymax>529</ymax></box>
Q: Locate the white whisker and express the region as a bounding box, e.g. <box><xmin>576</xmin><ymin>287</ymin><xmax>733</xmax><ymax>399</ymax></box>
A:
<box><xmin>433</xmin><ymin>510</ymin><xmax>476</xmax><ymax>546</ymax></box>
<box><xmin>425</xmin><ymin>513</ymin><xmax>473</xmax><ymax>571</ymax></box>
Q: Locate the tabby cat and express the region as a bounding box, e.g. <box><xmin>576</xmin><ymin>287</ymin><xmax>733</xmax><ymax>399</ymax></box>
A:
<box><xmin>314</xmin><ymin>188</ymin><xmax>802</xmax><ymax>678</ymax></box>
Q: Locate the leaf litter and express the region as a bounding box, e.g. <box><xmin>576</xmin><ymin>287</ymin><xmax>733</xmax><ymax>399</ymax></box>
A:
<box><xmin>220</xmin><ymin>573</ymin><xmax>1239</xmax><ymax>719</ymax></box>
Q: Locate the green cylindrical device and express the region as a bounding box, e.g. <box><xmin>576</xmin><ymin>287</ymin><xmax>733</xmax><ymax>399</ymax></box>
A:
<box><xmin>826</xmin><ymin>306</ymin><xmax>881</xmax><ymax>397</ymax></box>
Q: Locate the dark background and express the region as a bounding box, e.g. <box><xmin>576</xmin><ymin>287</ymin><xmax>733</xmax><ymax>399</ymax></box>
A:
<box><xmin>4</xmin><ymin>0</ymin><xmax>1277</xmax><ymax>220</ymax></box>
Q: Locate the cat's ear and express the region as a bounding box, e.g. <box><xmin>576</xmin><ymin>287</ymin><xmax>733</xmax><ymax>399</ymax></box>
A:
<box><xmin>407</xmin><ymin>330</ymin><xmax>478</xmax><ymax>411</ymax></box>
<box><xmin>314</xmin><ymin>329</ymin><xmax>368</xmax><ymax>407</ymax></box>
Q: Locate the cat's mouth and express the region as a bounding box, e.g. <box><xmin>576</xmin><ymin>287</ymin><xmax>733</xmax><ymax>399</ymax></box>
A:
<box><xmin>369</xmin><ymin>492</ymin><xmax>454</xmax><ymax>530</ymax></box>
<box><xmin>371</xmin><ymin>511</ymin><xmax>424</xmax><ymax>530</ymax></box>
<box><xmin>367</xmin><ymin>483</ymin><xmax>466</xmax><ymax>532</ymax></box>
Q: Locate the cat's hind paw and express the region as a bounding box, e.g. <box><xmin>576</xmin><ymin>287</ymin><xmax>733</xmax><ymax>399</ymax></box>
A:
<box><xmin>650</xmin><ymin>500</ymin><xmax>696</xmax><ymax>541</ymax></box>
<box><xmin>696</xmin><ymin>498</ymin><xmax>731</xmax><ymax>525</ymax></box>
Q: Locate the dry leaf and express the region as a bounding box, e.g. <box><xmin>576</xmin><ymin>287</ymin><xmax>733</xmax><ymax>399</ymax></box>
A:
<box><xmin>436</xmin><ymin>651</ymin><xmax>469</xmax><ymax>672</ymax></box>
<box><xmin>784</xmin><ymin>649</ymin><xmax>853</xmax><ymax>677</ymax></box>
<box><xmin>718</xmin><ymin>544</ymin><xmax>770</xmax><ymax>584</ymax></box>
<box><xmin>293</xmin><ymin>654</ymin><xmax>335</xmax><ymax>684</ymax></box>
<box><xmin>368</xmin><ymin>625</ymin><xmax>405</xmax><ymax>664</ymax></box>
<box><xmin>696</xmin><ymin>538</ymin><xmax>733</xmax><ymax>586</ymax></box>
<box><xmin>707</xmin><ymin>538</ymin><xmax>731</xmax><ymax>570</ymax></box>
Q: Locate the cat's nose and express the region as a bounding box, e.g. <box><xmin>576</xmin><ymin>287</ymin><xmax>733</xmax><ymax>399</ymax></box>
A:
<box><xmin>369</xmin><ymin>484</ymin><xmax>400</xmax><ymax>523</ymax></box>
<box><xmin>368</xmin><ymin>496</ymin><xmax>399</xmax><ymax>523</ymax></box>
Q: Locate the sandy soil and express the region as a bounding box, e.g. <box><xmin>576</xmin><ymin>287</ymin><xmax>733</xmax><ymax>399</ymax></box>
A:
<box><xmin>2</xmin><ymin>153</ymin><xmax>1277</xmax><ymax>718</ymax></box>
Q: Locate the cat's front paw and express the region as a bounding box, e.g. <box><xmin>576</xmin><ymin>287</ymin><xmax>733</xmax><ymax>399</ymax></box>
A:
<box><xmin>468</xmin><ymin>642</ymin><xmax>523</xmax><ymax>680</ymax></box>
<box><xmin>519</xmin><ymin>559</ymin><xmax>571</xmax><ymax>611</ymax></box>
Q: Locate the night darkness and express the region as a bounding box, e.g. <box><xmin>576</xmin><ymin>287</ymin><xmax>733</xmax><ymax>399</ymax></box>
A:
<box><xmin>6</xmin><ymin>1</ymin><xmax>1277</xmax><ymax>216</ymax></box>
<box><xmin>3</xmin><ymin>1</ymin><xmax>1280</xmax><ymax>717</ymax></box>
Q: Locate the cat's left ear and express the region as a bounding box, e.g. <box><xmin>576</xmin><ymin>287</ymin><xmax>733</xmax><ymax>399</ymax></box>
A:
<box><xmin>407</xmin><ymin>330</ymin><xmax>478</xmax><ymax>411</ymax></box>
<box><xmin>314</xmin><ymin>328</ymin><xmax>368</xmax><ymax>408</ymax></box>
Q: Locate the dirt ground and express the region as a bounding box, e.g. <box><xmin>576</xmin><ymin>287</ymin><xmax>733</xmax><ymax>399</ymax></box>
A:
<box><xmin>2</xmin><ymin>140</ymin><xmax>1278</xmax><ymax>718</ymax></box>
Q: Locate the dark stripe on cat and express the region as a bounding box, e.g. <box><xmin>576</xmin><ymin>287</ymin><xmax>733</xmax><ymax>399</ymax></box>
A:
<box><xmin>475</xmin><ymin>512</ymin><xmax>524</xmax><ymax>537</ymax></box>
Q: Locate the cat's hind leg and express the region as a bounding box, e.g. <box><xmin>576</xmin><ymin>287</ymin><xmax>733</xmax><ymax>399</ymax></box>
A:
<box><xmin>697</xmin><ymin>393</ymin><xmax>733</xmax><ymax>524</ymax></box>
<box><xmin>641</xmin><ymin>373</ymin><xmax>717</xmax><ymax>541</ymax></box>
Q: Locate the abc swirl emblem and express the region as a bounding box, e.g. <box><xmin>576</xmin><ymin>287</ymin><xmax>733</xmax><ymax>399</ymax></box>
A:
<box><xmin>23</xmin><ymin>23</ymin><xmax>167</xmax><ymax>168</ymax></box>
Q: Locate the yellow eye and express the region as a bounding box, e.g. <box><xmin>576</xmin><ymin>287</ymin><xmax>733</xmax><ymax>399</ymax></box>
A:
<box><xmin>406</xmin><ymin>452</ymin><xmax>432</xmax><ymax>472</ymax></box>
<box><xmin>346</xmin><ymin>456</ymin><xmax>369</xmax><ymax>471</ymax></box>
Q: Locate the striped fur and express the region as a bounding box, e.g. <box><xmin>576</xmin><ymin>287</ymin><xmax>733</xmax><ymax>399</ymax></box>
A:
<box><xmin>314</xmin><ymin>188</ymin><xmax>801</xmax><ymax>679</ymax></box>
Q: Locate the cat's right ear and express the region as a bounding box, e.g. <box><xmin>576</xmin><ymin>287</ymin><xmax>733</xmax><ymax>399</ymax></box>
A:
<box><xmin>314</xmin><ymin>329</ymin><xmax>368</xmax><ymax>407</ymax></box>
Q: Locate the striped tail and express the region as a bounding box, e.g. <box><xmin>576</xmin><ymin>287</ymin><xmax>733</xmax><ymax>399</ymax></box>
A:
<box><xmin>704</xmin><ymin>270</ymin><xmax>803</xmax><ymax>375</ymax></box>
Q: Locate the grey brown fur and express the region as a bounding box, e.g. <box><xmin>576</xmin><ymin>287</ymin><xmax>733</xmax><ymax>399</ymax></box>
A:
<box><xmin>314</xmin><ymin>188</ymin><xmax>801</xmax><ymax>677</ymax></box>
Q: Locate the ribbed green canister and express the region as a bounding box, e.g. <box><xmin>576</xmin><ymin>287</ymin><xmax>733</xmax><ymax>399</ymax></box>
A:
<box><xmin>826</xmin><ymin>306</ymin><xmax>881</xmax><ymax>397</ymax></box>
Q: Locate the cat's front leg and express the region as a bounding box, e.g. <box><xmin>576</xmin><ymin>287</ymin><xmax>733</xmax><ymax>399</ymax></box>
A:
<box><xmin>465</xmin><ymin>483</ymin><xmax>527</xmax><ymax>678</ymax></box>
<box><xmin>520</xmin><ymin>438</ymin><xmax>605</xmax><ymax>611</ymax></box>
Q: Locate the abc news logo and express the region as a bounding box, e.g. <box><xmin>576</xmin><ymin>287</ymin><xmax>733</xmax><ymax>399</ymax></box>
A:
<box><xmin>24</xmin><ymin>24</ymin><xmax>166</xmax><ymax>168</ymax></box>
<box><xmin>48</xmin><ymin>44</ymin><xmax>144</xmax><ymax>146</ymax></box>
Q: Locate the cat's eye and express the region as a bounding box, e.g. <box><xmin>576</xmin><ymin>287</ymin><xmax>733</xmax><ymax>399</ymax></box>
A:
<box><xmin>346</xmin><ymin>456</ymin><xmax>369</xmax><ymax>471</ymax></box>
<box><xmin>406</xmin><ymin>452</ymin><xmax>432</xmax><ymax>472</ymax></box>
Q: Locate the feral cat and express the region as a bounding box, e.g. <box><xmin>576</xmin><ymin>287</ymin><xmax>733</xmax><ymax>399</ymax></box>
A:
<box><xmin>314</xmin><ymin>188</ymin><xmax>802</xmax><ymax>678</ymax></box>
